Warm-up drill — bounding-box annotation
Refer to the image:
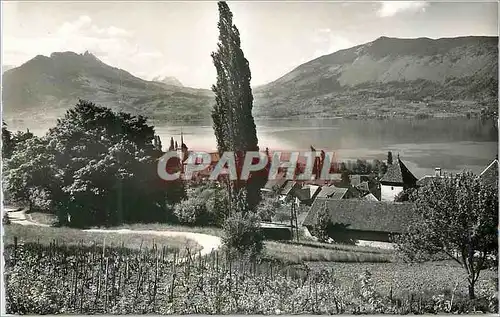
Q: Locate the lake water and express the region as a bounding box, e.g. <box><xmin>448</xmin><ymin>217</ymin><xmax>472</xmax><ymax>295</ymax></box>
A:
<box><xmin>155</xmin><ymin>117</ymin><xmax>498</xmax><ymax>179</ymax></box>
<box><xmin>13</xmin><ymin>117</ymin><xmax>497</xmax><ymax>179</ymax></box>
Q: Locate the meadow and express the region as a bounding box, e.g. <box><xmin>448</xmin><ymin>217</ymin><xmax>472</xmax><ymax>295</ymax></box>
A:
<box><xmin>3</xmin><ymin>224</ymin><xmax>201</xmax><ymax>253</ymax></box>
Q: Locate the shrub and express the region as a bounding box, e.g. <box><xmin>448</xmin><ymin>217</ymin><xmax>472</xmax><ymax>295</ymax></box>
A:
<box><xmin>222</xmin><ymin>190</ymin><xmax>263</xmax><ymax>258</ymax></box>
<box><xmin>3</xmin><ymin>212</ymin><xmax>11</xmax><ymax>225</ymax></box>
<box><xmin>173</xmin><ymin>197</ymin><xmax>211</xmax><ymax>226</ymax></box>
<box><xmin>310</xmin><ymin>202</ymin><xmax>330</xmax><ymax>242</ymax></box>
<box><xmin>222</xmin><ymin>210</ymin><xmax>263</xmax><ymax>258</ymax></box>
<box><xmin>205</xmin><ymin>188</ymin><xmax>230</xmax><ymax>227</ymax></box>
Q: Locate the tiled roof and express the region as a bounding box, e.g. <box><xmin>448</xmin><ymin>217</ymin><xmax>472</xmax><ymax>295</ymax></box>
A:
<box><xmin>316</xmin><ymin>185</ymin><xmax>348</xmax><ymax>199</ymax></box>
<box><xmin>356</xmin><ymin>181</ymin><xmax>370</xmax><ymax>192</ymax></box>
<box><xmin>361</xmin><ymin>193</ymin><xmax>379</xmax><ymax>201</ymax></box>
<box><xmin>280</xmin><ymin>181</ymin><xmax>299</xmax><ymax>196</ymax></box>
<box><xmin>480</xmin><ymin>159</ymin><xmax>498</xmax><ymax>188</ymax></box>
<box><xmin>416</xmin><ymin>175</ymin><xmax>449</xmax><ymax>187</ymax></box>
<box><xmin>380</xmin><ymin>158</ymin><xmax>418</xmax><ymax>185</ymax></box>
<box><xmin>302</xmin><ymin>198</ymin><xmax>415</xmax><ymax>233</ymax></box>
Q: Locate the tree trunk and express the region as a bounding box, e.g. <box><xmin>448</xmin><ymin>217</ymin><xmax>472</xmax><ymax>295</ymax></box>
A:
<box><xmin>468</xmin><ymin>282</ymin><xmax>476</xmax><ymax>300</ymax></box>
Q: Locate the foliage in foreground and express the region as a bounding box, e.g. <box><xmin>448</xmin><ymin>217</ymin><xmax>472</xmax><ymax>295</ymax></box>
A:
<box><xmin>222</xmin><ymin>190</ymin><xmax>263</xmax><ymax>258</ymax></box>
<box><xmin>3</xmin><ymin>100</ymin><xmax>186</xmax><ymax>227</ymax></box>
<box><xmin>396</xmin><ymin>171</ymin><xmax>498</xmax><ymax>299</ymax></box>
<box><xmin>4</xmin><ymin>242</ymin><xmax>498</xmax><ymax>315</ymax></box>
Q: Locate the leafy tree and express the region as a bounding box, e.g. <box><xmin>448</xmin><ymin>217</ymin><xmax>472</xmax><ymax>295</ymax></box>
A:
<box><xmin>355</xmin><ymin>159</ymin><xmax>368</xmax><ymax>174</ymax></box>
<box><xmin>256</xmin><ymin>196</ymin><xmax>282</xmax><ymax>221</ymax></box>
<box><xmin>311</xmin><ymin>202</ymin><xmax>331</xmax><ymax>243</ymax></box>
<box><xmin>205</xmin><ymin>188</ymin><xmax>230</xmax><ymax>227</ymax></box>
<box><xmin>3</xmin><ymin>100</ymin><xmax>173</xmax><ymax>227</ymax></box>
<box><xmin>153</xmin><ymin>135</ymin><xmax>162</xmax><ymax>151</ymax></box>
<box><xmin>2</xmin><ymin>121</ymin><xmax>14</xmax><ymax>159</ymax></box>
<box><xmin>211</xmin><ymin>1</ymin><xmax>261</xmax><ymax>210</ymax></box>
<box><xmin>396</xmin><ymin>172</ymin><xmax>498</xmax><ymax>299</ymax></box>
<box><xmin>394</xmin><ymin>187</ymin><xmax>416</xmax><ymax>202</ymax></box>
<box><xmin>173</xmin><ymin>197</ymin><xmax>209</xmax><ymax>226</ymax></box>
<box><xmin>222</xmin><ymin>189</ymin><xmax>263</xmax><ymax>258</ymax></box>
<box><xmin>3</xmin><ymin>135</ymin><xmax>61</xmax><ymax>212</ymax></box>
<box><xmin>387</xmin><ymin>151</ymin><xmax>393</xmax><ymax>165</ymax></box>
<box><xmin>341</xmin><ymin>170</ymin><xmax>350</xmax><ymax>187</ymax></box>
<box><xmin>44</xmin><ymin>100</ymin><xmax>168</xmax><ymax>227</ymax></box>
<box><xmin>169</xmin><ymin>137</ymin><xmax>175</xmax><ymax>151</ymax></box>
<box><xmin>11</xmin><ymin>129</ymin><xmax>34</xmax><ymax>151</ymax></box>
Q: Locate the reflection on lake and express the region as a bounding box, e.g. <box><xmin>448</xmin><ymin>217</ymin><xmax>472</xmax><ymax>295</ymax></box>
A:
<box><xmin>156</xmin><ymin>118</ymin><xmax>498</xmax><ymax>178</ymax></box>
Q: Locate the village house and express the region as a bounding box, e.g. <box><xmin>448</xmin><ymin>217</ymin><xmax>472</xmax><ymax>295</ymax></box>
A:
<box><xmin>360</xmin><ymin>192</ymin><xmax>379</xmax><ymax>201</ymax></box>
<box><xmin>315</xmin><ymin>185</ymin><xmax>349</xmax><ymax>200</ymax></box>
<box><xmin>416</xmin><ymin>167</ymin><xmax>448</xmax><ymax>187</ymax></box>
<box><xmin>379</xmin><ymin>156</ymin><xmax>418</xmax><ymax>201</ymax></box>
<box><xmin>302</xmin><ymin>198</ymin><xmax>415</xmax><ymax>242</ymax></box>
<box><xmin>293</xmin><ymin>184</ymin><xmax>322</xmax><ymax>206</ymax></box>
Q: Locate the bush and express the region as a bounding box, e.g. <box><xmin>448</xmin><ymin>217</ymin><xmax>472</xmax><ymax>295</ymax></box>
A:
<box><xmin>173</xmin><ymin>197</ymin><xmax>212</xmax><ymax>226</ymax></box>
<box><xmin>222</xmin><ymin>211</ymin><xmax>263</xmax><ymax>258</ymax></box>
<box><xmin>310</xmin><ymin>202</ymin><xmax>330</xmax><ymax>242</ymax></box>
<box><xmin>222</xmin><ymin>190</ymin><xmax>263</xmax><ymax>258</ymax></box>
<box><xmin>205</xmin><ymin>191</ymin><xmax>230</xmax><ymax>227</ymax></box>
<box><xmin>256</xmin><ymin>197</ymin><xmax>282</xmax><ymax>221</ymax></box>
<box><xmin>3</xmin><ymin>212</ymin><xmax>11</xmax><ymax>225</ymax></box>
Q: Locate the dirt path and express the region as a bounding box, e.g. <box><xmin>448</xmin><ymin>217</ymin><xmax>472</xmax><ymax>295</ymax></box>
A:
<box><xmin>4</xmin><ymin>207</ymin><xmax>222</xmax><ymax>257</ymax></box>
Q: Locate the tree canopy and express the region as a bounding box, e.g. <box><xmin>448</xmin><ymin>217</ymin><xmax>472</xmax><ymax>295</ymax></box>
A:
<box><xmin>211</xmin><ymin>1</ymin><xmax>263</xmax><ymax>211</ymax></box>
<box><xmin>4</xmin><ymin>100</ymin><xmax>180</xmax><ymax>227</ymax></box>
<box><xmin>396</xmin><ymin>172</ymin><xmax>498</xmax><ymax>299</ymax></box>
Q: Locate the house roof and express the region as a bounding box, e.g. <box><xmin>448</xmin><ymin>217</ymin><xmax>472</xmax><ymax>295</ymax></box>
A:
<box><xmin>380</xmin><ymin>158</ymin><xmax>418</xmax><ymax>185</ymax></box>
<box><xmin>416</xmin><ymin>175</ymin><xmax>449</xmax><ymax>187</ymax></box>
<box><xmin>263</xmin><ymin>173</ymin><xmax>288</xmax><ymax>191</ymax></box>
<box><xmin>302</xmin><ymin>198</ymin><xmax>415</xmax><ymax>233</ymax></box>
<box><xmin>280</xmin><ymin>180</ymin><xmax>299</xmax><ymax>196</ymax></box>
<box><xmin>356</xmin><ymin>181</ymin><xmax>370</xmax><ymax>192</ymax></box>
<box><xmin>316</xmin><ymin>185</ymin><xmax>348</xmax><ymax>199</ymax></box>
<box><xmin>361</xmin><ymin>193</ymin><xmax>379</xmax><ymax>201</ymax></box>
<box><xmin>479</xmin><ymin>159</ymin><xmax>498</xmax><ymax>188</ymax></box>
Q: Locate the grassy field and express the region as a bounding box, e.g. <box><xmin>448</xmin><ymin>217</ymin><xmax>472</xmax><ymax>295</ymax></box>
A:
<box><xmin>264</xmin><ymin>240</ymin><xmax>394</xmax><ymax>263</ymax></box>
<box><xmin>26</xmin><ymin>212</ymin><xmax>57</xmax><ymax>226</ymax></box>
<box><xmin>3</xmin><ymin>223</ymin><xmax>201</xmax><ymax>253</ymax></box>
<box><xmin>306</xmin><ymin>261</ymin><xmax>498</xmax><ymax>299</ymax></box>
<box><xmin>22</xmin><ymin>212</ymin><xmax>225</xmax><ymax>237</ymax></box>
<box><xmin>115</xmin><ymin>222</ymin><xmax>224</xmax><ymax>237</ymax></box>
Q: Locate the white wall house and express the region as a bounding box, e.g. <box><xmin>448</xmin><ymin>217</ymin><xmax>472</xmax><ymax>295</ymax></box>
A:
<box><xmin>379</xmin><ymin>157</ymin><xmax>418</xmax><ymax>202</ymax></box>
<box><xmin>380</xmin><ymin>183</ymin><xmax>404</xmax><ymax>202</ymax></box>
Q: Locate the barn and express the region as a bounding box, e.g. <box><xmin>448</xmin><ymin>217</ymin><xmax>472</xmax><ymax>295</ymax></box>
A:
<box><xmin>302</xmin><ymin>198</ymin><xmax>415</xmax><ymax>242</ymax></box>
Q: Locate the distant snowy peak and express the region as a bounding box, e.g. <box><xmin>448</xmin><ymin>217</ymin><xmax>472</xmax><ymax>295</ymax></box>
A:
<box><xmin>152</xmin><ymin>76</ymin><xmax>184</xmax><ymax>87</ymax></box>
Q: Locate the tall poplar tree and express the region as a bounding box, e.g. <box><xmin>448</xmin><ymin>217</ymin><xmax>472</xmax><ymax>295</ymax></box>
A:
<box><xmin>211</xmin><ymin>1</ymin><xmax>260</xmax><ymax>209</ymax></box>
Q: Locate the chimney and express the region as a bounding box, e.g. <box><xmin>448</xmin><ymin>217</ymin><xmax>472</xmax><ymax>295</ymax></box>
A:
<box><xmin>434</xmin><ymin>167</ymin><xmax>441</xmax><ymax>177</ymax></box>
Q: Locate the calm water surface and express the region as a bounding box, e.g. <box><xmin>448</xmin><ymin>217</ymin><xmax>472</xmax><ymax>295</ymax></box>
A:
<box><xmin>156</xmin><ymin>118</ymin><xmax>498</xmax><ymax>178</ymax></box>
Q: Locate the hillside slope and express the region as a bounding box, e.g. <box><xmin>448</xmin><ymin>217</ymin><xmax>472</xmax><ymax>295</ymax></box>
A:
<box><xmin>253</xmin><ymin>36</ymin><xmax>498</xmax><ymax>119</ymax></box>
<box><xmin>2</xmin><ymin>51</ymin><xmax>214</xmax><ymax>125</ymax></box>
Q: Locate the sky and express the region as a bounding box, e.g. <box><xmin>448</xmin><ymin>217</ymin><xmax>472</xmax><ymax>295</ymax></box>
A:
<box><xmin>2</xmin><ymin>1</ymin><xmax>498</xmax><ymax>89</ymax></box>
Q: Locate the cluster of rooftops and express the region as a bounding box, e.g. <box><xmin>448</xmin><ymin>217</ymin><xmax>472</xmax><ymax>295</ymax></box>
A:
<box><xmin>262</xmin><ymin>157</ymin><xmax>498</xmax><ymax>239</ymax></box>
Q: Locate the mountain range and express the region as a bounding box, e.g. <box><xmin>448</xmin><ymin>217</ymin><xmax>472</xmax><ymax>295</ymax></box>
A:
<box><xmin>2</xmin><ymin>51</ymin><xmax>213</xmax><ymax>125</ymax></box>
<box><xmin>253</xmin><ymin>36</ymin><xmax>498</xmax><ymax>119</ymax></box>
<box><xmin>2</xmin><ymin>36</ymin><xmax>498</xmax><ymax>127</ymax></box>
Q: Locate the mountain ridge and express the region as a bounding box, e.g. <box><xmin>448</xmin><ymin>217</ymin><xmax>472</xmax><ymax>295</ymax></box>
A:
<box><xmin>2</xmin><ymin>51</ymin><xmax>214</xmax><ymax>125</ymax></box>
<box><xmin>253</xmin><ymin>35</ymin><xmax>498</xmax><ymax>118</ymax></box>
<box><xmin>3</xmin><ymin>35</ymin><xmax>498</xmax><ymax>128</ymax></box>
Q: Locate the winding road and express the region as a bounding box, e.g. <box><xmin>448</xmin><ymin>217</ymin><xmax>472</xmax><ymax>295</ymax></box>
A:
<box><xmin>4</xmin><ymin>207</ymin><xmax>222</xmax><ymax>257</ymax></box>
